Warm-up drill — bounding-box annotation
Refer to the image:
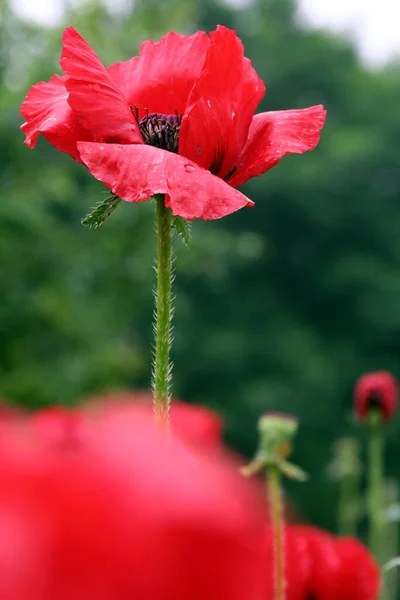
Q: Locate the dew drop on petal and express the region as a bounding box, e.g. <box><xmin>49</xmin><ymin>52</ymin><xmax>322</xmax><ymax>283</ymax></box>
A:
<box><xmin>197</xmin><ymin>147</ymin><xmax>202</xmax><ymax>155</ymax></box>
<box><xmin>207</xmin><ymin>100</ymin><xmax>211</xmax><ymax>108</ymax></box>
<box><xmin>184</xmin><ymin>164</ymin><xmax>196</xmax><ymax>173</ymax></box>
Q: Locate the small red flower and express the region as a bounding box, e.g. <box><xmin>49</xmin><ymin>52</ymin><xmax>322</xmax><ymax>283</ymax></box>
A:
<box><xmin>293</xmin><ymin>526</ymin><xmax>380</xmax><ymax>600</ymax></box>
<box><xmin>354</xmin><ymin>371</ymin><xmax>398</xmax><ymax>422</ymax></box>
<box><xmin>21</xmin><ymin>26</ymin><xmax>326</xmax><ymax>220</ymax></box>
<box><xmin>0</xmin><ymin>405</ymin><xmax>265</xmax><ymax>600</ymax></box>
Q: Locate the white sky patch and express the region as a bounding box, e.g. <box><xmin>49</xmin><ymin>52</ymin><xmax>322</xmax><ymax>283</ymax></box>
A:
<box><xmin>10</xmin><ymin>0</ymin><xmax>66</xmax><ymax>26</ymax></box>
<box><xmin>8</xmin><ymin>0</ymin><xmax>400</xmax><ymax>66</ymax></box>
<box><xmin>298</xmin><ymin>0</ymin><xmax>400</xmax><ymax>66</ymax></box>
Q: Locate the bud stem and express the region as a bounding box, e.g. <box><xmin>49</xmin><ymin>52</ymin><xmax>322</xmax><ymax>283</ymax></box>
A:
<box><xmin>152</xmin><ymin>195</ymin><xmax>173</xmax><ymax>431</ymax></box>
<box><xmin>367</xmin><ymin>410</ymin><xmax>385</xmax><ymax>566</ymax></box>
<box><xmin>267</xmin><ymin>465</ymin><xmax>285</xmax><ymax>600</ymax></box>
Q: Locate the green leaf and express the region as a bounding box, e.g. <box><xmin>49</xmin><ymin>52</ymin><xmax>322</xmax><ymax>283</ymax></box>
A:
<box><xmin>280</xmin><ymin>460</ymin><xmax>308</xmax><ymax>482</ymax></box>
<box><xmin>81</xmin><ymin>195</ymin><xmax>121</xmax><ymax>228</ymax></box>
<box><xmin>172</xmin><ymin>215</ymin><xmax>191</xmax><ymax>246</ymax></box>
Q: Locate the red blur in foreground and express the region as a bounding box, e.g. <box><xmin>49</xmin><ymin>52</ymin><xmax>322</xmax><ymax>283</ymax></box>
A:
<box><xmin>21</xmin><ymin>26</ymin><xmax>326</xmax><ymax>220</ymax></box>
<box><xmin>354</xmin><ymin>371</ymin><xmax>398</xmax><ymax>422</ymax></box>
<box><xmin>83</xmin><ymin>391</ymin><xmax>224</xmax><ymax>448</ymax></box>
<box><xmin>0</xmin><ymin>406</ymin><xmax>265</xmax><ymax>600</ymax></box>
<box><xmin>272</xmin><ymin>525</ymin><xmax>380</xmax><ymax>600</ymax></box>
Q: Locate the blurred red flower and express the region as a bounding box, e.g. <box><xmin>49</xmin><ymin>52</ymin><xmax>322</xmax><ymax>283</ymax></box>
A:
<box><xmin>354</xmin><ymin>371</ymin><xmax>398</xmax><ymax>422</ymax></box>
<box><xmin>82</xmin><ymin>390</ymin><xmax>224</xmax><ymax>447</ymax></box>
<box><xmin>21</xmin><ymin>26</ymin><xmax>326</xmax><ymax>220</ymax></box>
<box><xmin>291</xmin><ymin>526</ymin><xmax>380</xmax><ymax>600</ymax></box>
<box><xmin>0</xmin><ymin>404</ymin><xmax>265</xmax><ymax>600</ymax></box>
<box><xmin>31</xmin><ymin>406</ymin><xmax>84</xmax><ymax>448</ymax></box>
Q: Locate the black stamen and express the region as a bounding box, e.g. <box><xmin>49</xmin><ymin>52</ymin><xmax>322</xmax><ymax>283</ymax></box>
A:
<box><xmin>138</xmin><ymin>112</ymin><xmax>182</xmax><ymax>154</ymax></box>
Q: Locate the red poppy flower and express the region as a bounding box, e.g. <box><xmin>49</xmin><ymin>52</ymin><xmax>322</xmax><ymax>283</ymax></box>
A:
<box><xmin>21</xmin><ymin>26</ymin><xmax>326</xmax><ymax>220</ymax></box>
<box><xmin>354</xmin><ymin>371</ymin><xmax>398</xmax><ymax>422</ymax></box>
<box><xmin>293</xmin><ymin>526</ymin><xmax>380</xmax><ymax>600</ymax></box>
<box><xmin>82</xmin><ymin>390</ymin><xmax>224</xmax><ymax>447</ymax></box>
<box><xmin>0</xmin><ymin>406</ymin><xmax>265</xmax><ymax>600</ymax></box>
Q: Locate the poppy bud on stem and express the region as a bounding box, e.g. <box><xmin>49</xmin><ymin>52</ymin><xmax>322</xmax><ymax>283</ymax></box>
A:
<box><xmin>241</xmin><ymin>413</ymin><xmax>306</xmax><ymax>600</ymax></box>
<box><xmin>152</xmin><ymin>195</ymin><xmax>173</xmax><ymax>431</ymax></box>
<box><xmin>354</xmin><ymin>371</ymin><xmax>398</xmax><ymax>581</ymax></box>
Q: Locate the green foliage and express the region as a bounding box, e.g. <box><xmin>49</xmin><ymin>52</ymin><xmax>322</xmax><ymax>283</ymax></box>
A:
<box><xmin>2</xmin><ymin>0</ymin><xmax>400</xmax><ymax>534</ymax></box>
<box><xmin>81</xmin><ymin>194</ymin><xmax>121</xmax><ymax>228</ymax></box>
<box><xmin>172</xmin><ymin>215</ymin><xmax>191</xmax><ymax>246</ymax></box>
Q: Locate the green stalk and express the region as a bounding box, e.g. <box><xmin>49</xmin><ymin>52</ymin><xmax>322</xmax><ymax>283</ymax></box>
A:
<box><xmin>268</xmin><ymin>465</ymin><xmax>285</xmax><ymax>600</ymax></box>
<box><xmin>337</xmin><ymin>472</ymin><xmax>360</xmax><ymax>537</ymax></box>
<box><xmin>152</xmin><ymin>195</ymin><xmax>173</xmax><ymax>431</ymax></box>
<box><xmin>367</xmin><ymin>410</ymin><xmax>385</xmax><ymax>566</ymax></box>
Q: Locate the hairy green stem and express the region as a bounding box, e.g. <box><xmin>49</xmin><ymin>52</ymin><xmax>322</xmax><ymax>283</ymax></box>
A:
<box><xmin>152</xmin><ymin>195</ymin><xmax>173</xmax><ymax>430</ymax></box>
<box><xmin>268</xmin><ymin>466</ymin><xmax>285</xmax><ymax>600</ymax></box>
<box><xmin>367</xmin><ymin>410</ymin><xmax>385</xmax><ymax>566</ymax></box>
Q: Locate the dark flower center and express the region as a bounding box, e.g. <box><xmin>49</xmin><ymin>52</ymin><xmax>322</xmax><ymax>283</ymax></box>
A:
<box><xmin>135</xmin><ymin>110</ymin><xmax>182</xmax><ymax>154</ymax></box>
<box><xmin>366</xmin><ymin>392</ymin><xmax>383</xmax><ymax>411</ymax></box>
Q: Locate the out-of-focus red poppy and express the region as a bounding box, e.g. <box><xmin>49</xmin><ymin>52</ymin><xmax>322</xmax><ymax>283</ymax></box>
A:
<box><xmin>82</xmin><ymin>390</ymin><xmax>224</xmax><ymax>447</ymax></box>
<box><xmin>31</xmin><ymin>406</ymin><xmax>84</xmax><ymax>448</ymax></box>
<box><xmin>0</xmin><ymin>405</ymin><xmax>266</xmax><ymax>600</ymax></box>
<box><xmin>354</xmin><ymin>371</ymin><xmax>398</xmax><ymax>422</ymax></box>
<box><xmin>291</xmin><ymin>526</ymin><xmax>380</xmax><ymax>600</ymax></box>
<box><xmin>21</xmin><ymin>26</ymin><xmax>326</xmax><ymax>220</ymax></box>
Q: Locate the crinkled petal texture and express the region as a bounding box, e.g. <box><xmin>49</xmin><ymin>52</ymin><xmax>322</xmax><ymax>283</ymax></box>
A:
<box><xmin>0</xmin><ymin>406</ymin><xmax>265</xmax><ymax>600</ymax></box>
<box><xmin>354</xmin><ymin>371</ymin><xmax>398</xmax><ymax>422</ymax></box>
<box><xmin>108</xmin><ymin>31</ymin><xmax>210</xmax><ymax>117</ymax></box>
<box><xmin>77</xmin><ymin>142</ymin><xmax>254</xmax><ymax>220</ymax></box>
<box><xmin>179</xmin><ymin>26</ymin><xmax>265</xmax><ymax>179</ymax></box>
<box><xmin>20</xmin><ymin>74</ymin><xmax>92</xmax><ymax>161</ymax></box>
<box><xmin>60</xmin><ymin>27</ymin><xmax>142</xmax><ymax>145</ymax></box>
<box><xmin>227</xmin><ymin>105</ymin><xmax>327</xmax><ymax>187</ymax></box>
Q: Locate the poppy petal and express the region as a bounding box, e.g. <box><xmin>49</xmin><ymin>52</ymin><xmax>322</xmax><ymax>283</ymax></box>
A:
<box><xmin>77</xmin><ymin>142</ymin><xmax>254</xmax><ymax>220</ymax></box>
<box><xmin>108</xmin><ymin>31</ymin><xmax>210</xmax><ymax>117</ymax></box>
<box><xmin>60</xmin><ymin>27</ymin><xmax>142</xmax><ymax>144</ymax></box>
<box><xmin>334</xmin><ymin>538</ymin><xmax>380</xmax><ymax>600</ymax></box>
<box><xmin>227</xmin><ymin>105</ymin><xmax>327</xmax><ymax>187</ymax></box>
<box><xmin>179</xmin><ymin>26</ymin><xmax>265</xmax><ymax>180</ymax></box>
<box><xmin>20</xmin><ymin>74</ymin><xmax>91</xmax><ymax>161</ymax></box>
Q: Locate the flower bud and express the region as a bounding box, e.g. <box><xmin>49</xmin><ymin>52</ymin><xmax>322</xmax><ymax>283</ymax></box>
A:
<box><xmin>354</xmin><ymin>371</ymin><xmax>398</xmax><ymax>423</ymax></box>
<box><xmin>258</xmin><ymin>412</ymin><xmax>298</xmax><ymax>458</ymax></box>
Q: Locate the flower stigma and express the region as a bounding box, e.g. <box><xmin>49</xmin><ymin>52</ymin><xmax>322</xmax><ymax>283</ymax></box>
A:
<box><xmin>133</xmin><ymin>107</ymin><xmax>182</xmax><ymax>153</ymax></box>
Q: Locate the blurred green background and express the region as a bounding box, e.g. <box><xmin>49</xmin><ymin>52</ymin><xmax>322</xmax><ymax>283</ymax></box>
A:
<box><xmin>1</xmin><ymin>0</ymin><xmax>400</xmax><ymax>536</ymax></box>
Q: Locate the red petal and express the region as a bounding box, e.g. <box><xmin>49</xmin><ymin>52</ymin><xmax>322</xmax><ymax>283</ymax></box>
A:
<box><xmin>227</xmin><ymin>105</ymin><xmax>327</xmax><ymax>187</ymax></box>
<box><xmin>20</xmin><ymin>74</ymin><xmax>91</xmax><ymax>161</ymax></box>
<box><xmin>333</xmin><ymin>538</ymin><xmax>380</xmax><ymax>600</ymax></box>
<box><xmin>60</xmin><ymin>27</ymin><xmax>142</xmax><ymax>144</ymax></box>
<box><xmin>77</xmin><ymin>142</ymin><xmax>254</xmax><ymax>220</ymax></box>
<box><xmin>179</xmin><ymin>26</ymin><xmax>265</xmax><ymax>180</ymax></box>
<box><xmin>108</xmin><ymin>31</ymin><xmax>210</xmax><ymax>117</ymax></box>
